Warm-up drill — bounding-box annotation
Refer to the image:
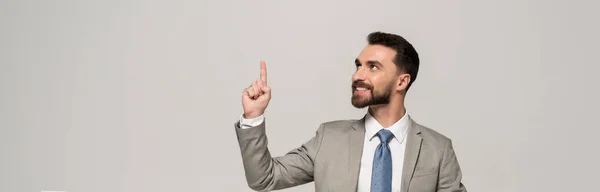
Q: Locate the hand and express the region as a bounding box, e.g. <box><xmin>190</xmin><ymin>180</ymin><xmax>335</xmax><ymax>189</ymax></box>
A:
<box><xmin>242</xmin><ymin>61</ymin><xmax>271</xmax><ymax>119</ymax></box>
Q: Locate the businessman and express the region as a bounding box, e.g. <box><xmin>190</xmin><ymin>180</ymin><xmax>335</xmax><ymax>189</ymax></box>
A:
<box><xmin>234</xmin><ymin>31</ymin><xmax>467</xmax><ymax>192</ymax></box>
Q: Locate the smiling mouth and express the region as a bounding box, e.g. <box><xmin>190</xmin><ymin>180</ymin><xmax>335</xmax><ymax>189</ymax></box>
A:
<box><xmin>353</xmin><ymin>86</ymin><xmax>372</xmax><ymax>94</ymax></box>
<box><xmin>352</xmin><ymin>81</ymin><xmax>372</xmax><ymax>91</ymax></box>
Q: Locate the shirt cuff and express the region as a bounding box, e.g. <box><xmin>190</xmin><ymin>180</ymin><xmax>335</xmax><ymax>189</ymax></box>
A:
<box><xmin>238</xmin><ymin>114</ymin><xmax>265</xmax><ymax>129</ymax></box>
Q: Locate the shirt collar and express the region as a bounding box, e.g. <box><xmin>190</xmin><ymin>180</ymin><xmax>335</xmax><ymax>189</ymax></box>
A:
<box><xmin>364</xmin><ymin>109</ymin><xmax>410</xmax><ymax>144</ymax></box>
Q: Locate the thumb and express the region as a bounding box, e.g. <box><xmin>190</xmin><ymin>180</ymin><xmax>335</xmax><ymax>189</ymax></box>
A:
<box><xmin>260</xmin><ymin>85</ymin><xmax>271</xmax><ymax>95</ymax></box>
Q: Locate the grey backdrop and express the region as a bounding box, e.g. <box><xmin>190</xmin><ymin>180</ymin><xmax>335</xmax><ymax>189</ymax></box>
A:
<box><xmin>1</xmin><ymin>0</ymin><xmax>599</xmax><ymax>191</ymax></box>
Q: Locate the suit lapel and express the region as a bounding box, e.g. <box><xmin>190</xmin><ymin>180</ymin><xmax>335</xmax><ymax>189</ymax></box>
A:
<box><xmin>348</xmin><ymin>117</ymin><xmax>366</xmax><ymax>192</ymax></box>
<box><xmin>401</xmin><ymin>119</ymin><xmax>423</xmax><ymax>192</ymax></box>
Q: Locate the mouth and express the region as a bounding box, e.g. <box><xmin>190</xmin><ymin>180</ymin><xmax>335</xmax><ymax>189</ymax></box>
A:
<box><xmin>352</xmin><ymin>81</ymin><xmax>372</xmax><ymax>95</ymax></box>
<box><xmin>353</xmin><ymin>86</ymin><xmax>371</xmax><ymax>94</ymax></box>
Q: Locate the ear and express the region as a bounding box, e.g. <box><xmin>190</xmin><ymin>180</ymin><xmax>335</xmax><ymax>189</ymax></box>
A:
<box><xmin>395</xmin><ymin>74</ymin><xmax>411</xmax><ymax>92</ymax></box>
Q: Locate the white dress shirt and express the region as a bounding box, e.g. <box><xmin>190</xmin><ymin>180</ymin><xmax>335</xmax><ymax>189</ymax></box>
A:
<box><xmin>357</xmin><ymin>111</ymin><xmax>409</xmax><ymax>192</ymax></box>
<box><xmin>238</xmin><ymin>111</ymin><xmax>410</xmax><ymax>192</ymax></box>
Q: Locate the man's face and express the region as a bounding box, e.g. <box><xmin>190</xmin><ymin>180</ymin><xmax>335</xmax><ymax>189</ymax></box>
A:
<box><xmin>351</xmin><ymin>44</ymin><xmax>399</xmax><ymax>108</ymax></box>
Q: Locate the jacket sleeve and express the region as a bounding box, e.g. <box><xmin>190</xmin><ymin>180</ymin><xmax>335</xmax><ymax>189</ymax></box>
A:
<box><xmin>234</xmin><ymin>118</ymin><xmax>325</xmax><ymax>191</ymax></box>
<box><xmin>437</xmin><ymin>139</ymin><xmax>467</xmax><ymax>192</ymax></box>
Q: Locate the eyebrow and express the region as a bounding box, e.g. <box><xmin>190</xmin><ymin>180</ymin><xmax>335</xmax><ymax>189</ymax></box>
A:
<box><xmin>355</xmin><ymin>58</ymin><xmax>382</xmax><ymax>66</ymax></box>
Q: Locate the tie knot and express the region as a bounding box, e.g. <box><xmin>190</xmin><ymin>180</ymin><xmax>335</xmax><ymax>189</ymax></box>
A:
<box><xmin>376</xmin><ymin>129</ymin><xmax>394</xmax><ymax>143</ymax></box>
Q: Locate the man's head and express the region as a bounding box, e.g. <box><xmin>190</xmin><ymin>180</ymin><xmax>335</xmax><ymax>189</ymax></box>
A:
<box><xmin>351</xmin><ymin>31</ymin><xmax>420</xmax><ymax>108</ymax></box>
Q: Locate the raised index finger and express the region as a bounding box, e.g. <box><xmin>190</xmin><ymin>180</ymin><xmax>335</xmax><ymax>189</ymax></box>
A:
<box><xmin>260</xmin><ymin>60</ymin><xmax>267</xmax><ymax>84</ymax></box>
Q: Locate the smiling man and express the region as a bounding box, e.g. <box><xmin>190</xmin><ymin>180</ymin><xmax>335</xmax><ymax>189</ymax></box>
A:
<box><xmin>234</xmin><ymin>31</ymin><xmax>467</xmax><ymax>192</ymax></box>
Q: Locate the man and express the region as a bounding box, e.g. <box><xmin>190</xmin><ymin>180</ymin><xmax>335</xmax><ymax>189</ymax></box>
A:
<box><xmin>234</xmin><ymin>31</ymin><xmax>467</xmax><ymax>192</ymax></box>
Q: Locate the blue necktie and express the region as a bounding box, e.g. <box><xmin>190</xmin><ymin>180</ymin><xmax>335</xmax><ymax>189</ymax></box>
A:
<box><xmin>371</xmin><ymin>129</ymin><xmax>394</xmax><ymax>192</ymax></box>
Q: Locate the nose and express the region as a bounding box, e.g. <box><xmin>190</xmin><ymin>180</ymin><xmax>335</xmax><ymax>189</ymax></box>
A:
<box><xmin>352</xmin><ymin>67</ymin><xmax>367</xmax><ymax>82</ymax></box>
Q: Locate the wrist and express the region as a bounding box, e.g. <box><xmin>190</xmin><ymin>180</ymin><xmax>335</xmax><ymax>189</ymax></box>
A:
<box><xmin>243</xmin><ymin>111</ymin><xmax>263</xmax><ymax>119</ymax></box>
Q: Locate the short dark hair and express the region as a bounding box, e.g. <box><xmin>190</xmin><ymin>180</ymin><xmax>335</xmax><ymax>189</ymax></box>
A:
<box><xmin>367</xmin><ymin>31</ymin><xmax>420</xmax><ymax>92</ymax></box>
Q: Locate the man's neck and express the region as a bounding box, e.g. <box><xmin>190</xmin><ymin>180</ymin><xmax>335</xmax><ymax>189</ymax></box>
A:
<box><xmin>368</xmin><ymin>102</ymin><xmax>406</xmax><ymax>128</ymax></box>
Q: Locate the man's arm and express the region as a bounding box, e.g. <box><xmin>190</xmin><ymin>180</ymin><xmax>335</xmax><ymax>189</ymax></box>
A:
<box><xmin>437</xmin><ymin>139</ymin><xmax>467</xmax><ymax>192</ymax></box>
<box><xmin>234</xmin><ymin>118</ymin><xmax>324</xmax><ymax>191</ymax></box>
<box><xmin>234</xmin><ymin>60</ymin><xmax>325</xmax><ymax>191</ymax></box>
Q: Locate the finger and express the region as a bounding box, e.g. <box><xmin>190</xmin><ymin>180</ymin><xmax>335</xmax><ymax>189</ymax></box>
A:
<box><xmin>257</xmin><ymin>78</ymin><xmax>265</xmax><ymax>88</ymax></box>
<box><xmin>260</xmin><ymin>85</ymin><xmax>271</xmax><ymax>95</ymax></box>
<box><xmin>251</xmin><ymin>81</ymin><xmax>261</xmax><ymax>97</ymax></box>
<box><xmin>247</xmin><ymin>87</ymin><xmax>256</xmax><ymax>99</ymax></box>
<box><xmin>260</xmin><ymin>60</ymin><xmax>267</xmax><ymax>84</ymax></box>
<box><xmin>243</xmin><ymin>88</ymin><xmax>250</xmax><ymax>97</ymax></box>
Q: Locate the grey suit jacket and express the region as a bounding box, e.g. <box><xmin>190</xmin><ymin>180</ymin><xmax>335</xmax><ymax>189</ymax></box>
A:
<box><xmin>234</xmin><ymin>115</ymin><xmax>467</xmax><ymax>192</ymax></box>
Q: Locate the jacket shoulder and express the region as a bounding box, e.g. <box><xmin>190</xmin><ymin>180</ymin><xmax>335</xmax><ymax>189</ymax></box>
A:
<box><xmin>414</xmin><ymin>122</ymin><xmax>452</xmax><ymax>146</ymax></box>
<box><xmin>321</xmin><ymin>119</ymin><xmax>358</xmax><ymax>128</ymax></box>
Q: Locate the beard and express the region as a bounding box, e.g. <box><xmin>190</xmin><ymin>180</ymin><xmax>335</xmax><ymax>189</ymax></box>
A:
<box><xmin>351</xmin><ymin>80</ymin><xmax>394</xmax><ymax>108</ymax></box>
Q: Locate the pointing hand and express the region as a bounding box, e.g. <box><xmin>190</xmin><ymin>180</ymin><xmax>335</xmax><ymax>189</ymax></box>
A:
<box><xmin>242</xmin><ymin>61</ymin><xmax>271</xmax><ymax>119</ymax></box>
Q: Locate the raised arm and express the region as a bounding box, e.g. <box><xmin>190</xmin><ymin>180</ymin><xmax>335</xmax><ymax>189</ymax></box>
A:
<box><xmin>235</xmin><ymin>61</ymin><xmax>323</xmax><ymax>191</ymax></box>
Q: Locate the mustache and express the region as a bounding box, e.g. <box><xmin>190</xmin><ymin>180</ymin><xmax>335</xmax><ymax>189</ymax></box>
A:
<box><xmin>352</xmin><ymin>81</ymin><xmax>373</xmax><ymax>89</ymax></box>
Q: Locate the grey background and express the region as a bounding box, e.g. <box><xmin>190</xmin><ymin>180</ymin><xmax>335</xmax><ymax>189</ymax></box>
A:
<box><xmin>1</xmin><ymin>0</ymin><xmax>599</xmax><ymax>191</ymax></box>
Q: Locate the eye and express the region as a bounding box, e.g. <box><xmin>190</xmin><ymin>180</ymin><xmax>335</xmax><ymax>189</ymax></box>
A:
<box><xmin>369</xmin><ymin>64</ymin><xmax>378</xmax><ymax>70</ymax></box>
